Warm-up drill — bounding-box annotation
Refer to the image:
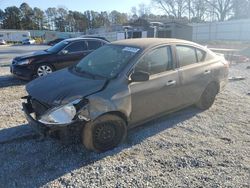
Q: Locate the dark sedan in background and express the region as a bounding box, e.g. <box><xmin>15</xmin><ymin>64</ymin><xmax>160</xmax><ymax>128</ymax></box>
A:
<box><xmin>10</xmin><ymin>37</ymin><xmax>109</xmax><ymax>80</ymax></box>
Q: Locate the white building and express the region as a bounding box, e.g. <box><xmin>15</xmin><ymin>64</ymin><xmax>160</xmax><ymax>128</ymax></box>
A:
<box><xmin>192</xmin><ymin>19</ymin><xmax>250</xmax><ymax>41</ymax></box>
<box><xmin>0</xmin><ymin>30</ymin><xmax>31</xmax><ymax>42</ymax></box>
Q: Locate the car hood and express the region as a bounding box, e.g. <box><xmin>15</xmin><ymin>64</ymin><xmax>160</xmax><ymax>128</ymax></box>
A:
<box><xmin>14</xmin><ymin>50</ymin><xmax>50</xmax><ymax>61</ymax></box>
<box><xmin>26</xmin><ymin>68</ymin><xmax>107</xmax><ymax>105</ymax></box>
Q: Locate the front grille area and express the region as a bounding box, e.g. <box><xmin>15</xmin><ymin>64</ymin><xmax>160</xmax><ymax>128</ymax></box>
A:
<box><xmin>30</xmin><ymin>98</ymin><xmax>51</xmax><ymax>117</ymax></box>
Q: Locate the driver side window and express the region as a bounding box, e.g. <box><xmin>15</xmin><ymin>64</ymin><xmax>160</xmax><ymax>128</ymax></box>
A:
<box><xmin>64</xmin><ymin>41</ymin><xmax>87</xmax><ymax>53</ymax></box>
<box><xmin>135</xmin><ymin>46</ymin><xmax>173</xmax><ymax>75</ymax></box>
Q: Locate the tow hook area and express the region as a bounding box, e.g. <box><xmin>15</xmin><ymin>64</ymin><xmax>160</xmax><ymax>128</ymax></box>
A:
<box><xmin>77</xmin><ymin>107</ymin><xmax>91</xmax><ymax>121</ymax></box>
<box><xmin>75</xmin><ymin>100</ymin><xmax>91</xmax><ymax>122</ymax></box>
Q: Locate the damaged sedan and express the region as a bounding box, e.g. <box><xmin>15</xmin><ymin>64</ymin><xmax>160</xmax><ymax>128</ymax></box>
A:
<box><xmin>22</xmin><ymin>38</ymin><xmax>229</xmax><ymax>152</ymax></box>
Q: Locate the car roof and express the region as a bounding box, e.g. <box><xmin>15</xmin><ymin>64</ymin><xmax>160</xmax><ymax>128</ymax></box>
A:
<box><xmin>112</xmin><ymin>38</ymin><xmax>204</xmax><ymax>50</ymax></box>
<box><xmin>64</xmin><ymin>37</ymin><xmax>108</xmax><ymax>43</ymax></box>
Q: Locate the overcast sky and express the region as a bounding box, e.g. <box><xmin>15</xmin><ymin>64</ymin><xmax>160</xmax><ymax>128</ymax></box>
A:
<box><xmin>0</xmin><ymin>0</ymin><xmax>154</xmax><ymax>14</ymax></box>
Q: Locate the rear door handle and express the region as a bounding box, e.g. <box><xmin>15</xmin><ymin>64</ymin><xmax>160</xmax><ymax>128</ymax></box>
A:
<box><xmin>204</xmin><ymin>70</ymin><xmax>211</xmax><ymax>75</ymax></box>
<box><xmin>165</xmin><ymin>80</ymin><xmax>176</xmax><ymax>86</ymax></box>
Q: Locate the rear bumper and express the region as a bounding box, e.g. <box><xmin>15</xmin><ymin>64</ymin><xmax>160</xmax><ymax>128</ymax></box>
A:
<box><xmin>10</xmin><ymin>65</ymin><xmax>33</xmax><ymax>80</ymax></box>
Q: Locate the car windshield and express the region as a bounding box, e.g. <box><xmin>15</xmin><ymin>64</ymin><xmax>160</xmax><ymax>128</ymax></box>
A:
<box><xmin>46</xmin><ymin>40</ymin><xmax>69</xmax><ymax>53</ymax></box>
<box><xmin>73</xmin><ymin>44</ymin><xmax>141</xmax><ymax>79</ymax></box>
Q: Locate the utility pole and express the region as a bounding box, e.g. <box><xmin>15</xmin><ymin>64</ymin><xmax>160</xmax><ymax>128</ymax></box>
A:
<box><xmin>188</xmin><ymin>0</ymin><xmax>191</xmax><ymax>21</ymax></box>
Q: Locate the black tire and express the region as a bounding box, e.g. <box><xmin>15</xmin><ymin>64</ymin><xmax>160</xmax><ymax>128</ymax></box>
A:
<box><xmin>35</xmin><ymin>64</ymin><xmax>54</xmax><ymax>78</ymax></box>
<box><xmin>196</xmin><ymin>82</ymin><xmax>218</xmax><ymax>110</ymax></box>
<box><xmin>82</xmin><ymin>114</ymin><xmax>127</xmax><ymax>152</ymax></box>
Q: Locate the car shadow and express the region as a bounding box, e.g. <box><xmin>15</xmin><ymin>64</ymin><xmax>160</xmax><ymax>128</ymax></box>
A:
<box><xmin>0</xmin><ymin>107</ymin><xmax>201</xmax><ymax>187</ymax></box>
<box><xmin>0</xmin><ymin>74</ymin><xmax>27</xmax><ymax>88</ymax></box>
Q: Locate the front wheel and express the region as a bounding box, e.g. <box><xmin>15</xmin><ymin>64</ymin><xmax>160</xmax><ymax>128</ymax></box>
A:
<box><xmin>82</xmin><ymin>114</ymin><xmax>127</xmax><ymax>152</ymax></box>
<box><xmin>36</xmin><ymin>64</ymin><xmax>54</xmax><ymax>77</ymax></box>
<box><xmin>196</xmin><ymin>83</ymin><xmax>218</xmax><ymax>110</ymax></box>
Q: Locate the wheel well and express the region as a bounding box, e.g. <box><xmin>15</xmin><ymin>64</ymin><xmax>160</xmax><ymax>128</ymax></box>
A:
<box><xmin>209</xmin><ymin>81</ymin><xmax>220</xmax><ymax>94</ymax></box>
<box><xmin>35</xmin><ymin>63</ymin><xmax>55</xmax><ymax>71</ymax></box>
<box><xmin>102</xmin><ymin>111</ymin><xmax>128</xmax><ymax>126</ymax></box>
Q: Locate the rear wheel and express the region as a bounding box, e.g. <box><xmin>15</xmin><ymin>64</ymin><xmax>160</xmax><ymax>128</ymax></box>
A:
<box><xmin>196</xmin><ymin>83</ymin><xmax>218</xmax><ymax>110</ymax></box>
<box><xmin>82</xmin><ymin>114</ymin><xmax>127</xmax><ymax>152</ymax></box>
<box><xmin>36</xmin><ymin>64</ymin><xmax>54</xmax><ymax>77</ymax></box>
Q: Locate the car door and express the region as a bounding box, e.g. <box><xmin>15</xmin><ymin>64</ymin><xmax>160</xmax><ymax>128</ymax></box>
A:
<box><xmin>175</xmin><ymin>45</ymin><xmax>212</xmax><ymax>105</ymax></box>
<box><xmin>54</xmin><ymin>40</ymin><xmax>88</xmax><ymax>69</ymax></box>
<box><xmin>129</xmin><ymin>45</ymin><xmax>182</xmax><ymax>125</ymax></box>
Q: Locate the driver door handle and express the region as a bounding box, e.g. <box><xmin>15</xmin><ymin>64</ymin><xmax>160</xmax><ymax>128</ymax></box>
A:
<box><xmin>165</xmin><ymin>80</ymin><xmax>176</xmax><ymax>87</ymax></box>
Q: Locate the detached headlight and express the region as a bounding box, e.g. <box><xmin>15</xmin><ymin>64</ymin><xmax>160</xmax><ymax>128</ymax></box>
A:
<box><xmin>38</xmin><ymin>99</ymin><xmax>81</xmax><ymax>125</ymax></box>
<box><xmin>17</xmin><ymin>59</ymin><xmax>30</xmax><ymax>65</ymax></box>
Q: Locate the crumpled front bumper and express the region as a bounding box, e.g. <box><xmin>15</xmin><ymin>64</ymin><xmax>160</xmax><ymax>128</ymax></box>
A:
<box><xmin>22</xmin><ymin>102</ymin><xmax>49</xmax><ymax>136</ymax></box>
<box><xmin>22</xmin><ymin>102</ymin><xmax>79</xmax><ymax>136</ymax></box>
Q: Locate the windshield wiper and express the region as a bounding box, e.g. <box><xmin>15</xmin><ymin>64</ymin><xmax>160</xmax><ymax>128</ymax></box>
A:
<box><xmin>73</xmin><ymin>66</ymin><xmax>99</xmax><ymax>79</ymax></box>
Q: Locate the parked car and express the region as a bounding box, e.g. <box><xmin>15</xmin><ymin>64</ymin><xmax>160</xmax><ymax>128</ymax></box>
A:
<box><xmin>11</xmin><ymin>37</ymin><xmax>109</xmax><ymax>80</ymax></box>
<box><xmin>47</xmin><ymin>38</ymin><xmax>65</xmax><ymax>46</ymax></box>
<box><xmin>22</xmin><ymin>38</ymin><xmax>36</xmax><ymax>45</ymax></box>
<box><xmin>82</xmin><ymin>36</ymin><xmax>109</xmax><ymax>42</ymax></box>
<box><xmin>0</xmin><ymin>39</ymin><xmax>6</xmax><ymax>45</ymax></box>
<box><xmin>22</xmin><ymin>38</ymin><xmax>229</xmax><ymax>152</ymax></box>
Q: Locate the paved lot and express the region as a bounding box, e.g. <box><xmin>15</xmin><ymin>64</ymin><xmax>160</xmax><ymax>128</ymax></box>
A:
<box><xmin>0</xmin><ymin>59</ymin><xmax>249</xmax><ymax>187</ymax></box>
<box><xmin>0</xmin><ymin>45</ymin><xmax>49</xmax><ymax>66</ymax></box>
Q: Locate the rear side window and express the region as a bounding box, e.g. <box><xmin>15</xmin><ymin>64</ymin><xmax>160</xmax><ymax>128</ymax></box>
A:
<box><xmin>65</xmin><ymin>41</ymin><xmax>87</xmax><ymax>53</ymax></box>
<box><xmin>135</xmin><ymin>46</ymin><xmax>173</xmax><ymax>75</ymax></box>
<box><xmin>196</xmin><ymin>48</ymin><xmax>206</xmax><ymax>62</ymax></box>
<box><xmin>87</xmin><ymin>40</ymin><xmax>103</xmax><ymax>50</ymax></box>
<box><xmin>176</xmin><ymin>45</ymin><xmax>197</xmax><ymax>67</ymax></box>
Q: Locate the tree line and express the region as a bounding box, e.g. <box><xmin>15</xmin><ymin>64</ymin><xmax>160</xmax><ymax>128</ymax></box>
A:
<box><xmin>0</xmin><ymin>3</ymin><xmax>128</xmax><ymax>32</ymax></box>
<box><xmin>0</xmin><ymin>1</ymin><xmax>250</xmax><ymax>32</ymax></box>
<box><xmin>151</xmin><ymin>0</ymin><xmax>250</xmax><ymax>22</ymax></box>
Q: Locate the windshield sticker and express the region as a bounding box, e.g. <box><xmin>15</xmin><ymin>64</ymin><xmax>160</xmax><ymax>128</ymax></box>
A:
<box><xmin>122</xmin><ymin>47</ymin><xmax>140</xmax><ymax>53</ymax></box>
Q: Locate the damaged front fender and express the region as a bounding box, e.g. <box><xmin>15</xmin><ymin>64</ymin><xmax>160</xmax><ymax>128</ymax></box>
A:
<box><xmin>77</xmin><ymin>89</ymin><xmax>131</xmax><ymax>122</ymax></box>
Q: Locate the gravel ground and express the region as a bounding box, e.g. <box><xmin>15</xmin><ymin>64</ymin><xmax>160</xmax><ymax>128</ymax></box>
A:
<box><xmin>0</xmin><ymin>62</ymin><xmax>249</xmax><ymax>188</ymax></box>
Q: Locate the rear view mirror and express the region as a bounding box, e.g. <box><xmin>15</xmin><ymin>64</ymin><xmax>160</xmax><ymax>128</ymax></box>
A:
<box><xmin>61</xmin><ymin>50</ymin><xmax>68</xmax><ymax>54</ymax></box>
<box><xmin>130</xmin><ymin>71</ymin><xmax>150</xmax><ymax>82</ymax></box>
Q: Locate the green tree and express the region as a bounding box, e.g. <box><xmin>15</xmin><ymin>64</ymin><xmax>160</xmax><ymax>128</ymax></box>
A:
<box><xmin>55</xmin><ymin>7</ymin><xmax>68</xmax><ymax>32</ymax></box>
<box><xmin>45</xmin><ymin>7</ymin><xmax>57</xmax><ymax>30</ymax></box>
<box><xmin>84</xmin><ymin>10</ymin><xmax>92</xmax><ymax>29</ymax></box>
<box><xmin>66</xmin><ymin>11</ymin><xmax>75</xmax><ymax>32</ymax></box>
<box><xmin>3</xmin><ymin>6</ymin><xmax>21</xmax><ymax>29</ymax></box>
<box><xmin>109</xmin><ymin>10</ymin><xmax>128</xmax><ymax>24</ymax></box>
<box><xmin>33</xmin><ymin>7</ymin><xmax>45</xmax><ymax>30</ymax></box>
<box><xmin>20</xmin><ymin>2</ymin><xmax>35</xmax><ymax>29</ymax></box>
<box><xmin>72</xmin><ymin>11</ymin><xmax>88</xmax><ymax>32</ymax></box>
<box><xmin>0</xmin><ymin>9</ymin><xmax>4</xmax><ymax>29</ymax></box>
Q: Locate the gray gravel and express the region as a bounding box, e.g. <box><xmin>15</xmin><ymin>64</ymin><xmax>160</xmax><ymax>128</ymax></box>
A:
<box><xmin>0</xmin><ymin>62</ymin><xmax>249</xmax><ymax>188</ymax></box>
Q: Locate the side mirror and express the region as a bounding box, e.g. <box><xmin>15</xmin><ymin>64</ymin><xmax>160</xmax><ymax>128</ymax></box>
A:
<box><xmin>61</xmin><ymin>50</ymin><xmax>68</xmax><ymax>54</ymax></box>
<box><xmin>130</xmin><ymin>71</ymin><xmax>150</xmax><ymax>82</ymax></box>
